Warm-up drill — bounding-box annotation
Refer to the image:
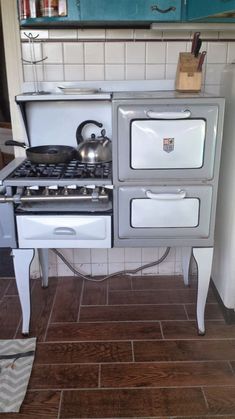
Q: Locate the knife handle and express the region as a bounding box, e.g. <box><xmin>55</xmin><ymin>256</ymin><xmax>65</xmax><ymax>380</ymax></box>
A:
<box><xmin>191</xmin><ymin>32</ymin><xmax>200</xmax><ymax>54</ymax></box>
<box><xmin>197</xmin><ymin>51</ymin><xmax>207</xmax><ymax>71</ymax></box>
<box><xmin>194</xmin><ymin>38</ymin><xmax>202</xmax><ymax>57</ymax></box>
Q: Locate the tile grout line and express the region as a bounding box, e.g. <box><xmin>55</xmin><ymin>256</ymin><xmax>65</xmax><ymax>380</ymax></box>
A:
<box><xmin>57</xmin><ymin>389</ymin><xmax>63</xmax><ymax>419</ymax></box>
<box><xmin>80</xmin><ymin>302</ymin><xmax>217</xmax><ymax>307</ymax></box>
<box><xmin>2</xmin><ymin>278</ymin><xmax>13</xmax><ymax>297</ymax></box>
<box><xmin>106</xmin><ymin>276</ymin><xmax>109</xmax><ymax>305</ymax></box>
<box><xmin>228</xmin><ymin>360</ymin><xmax>235</xmax><ymax>375</ymax></box>
<box><xmin>201</xmin><ymin>386</ymin><xmax>210</xmax><ymax>411</ymax></box>
<box><xmin>144</xmin><ymin>41</ymin><xmax>147</xmax><ymax>80</ymax></box>
<box><xmin>131</xmin><ymin>340</ymin><xmax>135</xmax><ymax>362</ymax></box>
<box><xmin>61</xmin><ymin>41</ymin><xmax>65</xmax><ymax>81</ymax></box>
<box><xmin>183</xmin><ymin>304</ymin><xmax>190</xmax><ymax>320</ymax></box>
<box><xmin>159</xmin><ymin>321</ymin><xmax>165</xmax><ymax>339</ymax></box>
<box><xmin>33</xmin><ymin>359</ymin><xmax>235</xmax><ymax>365</ymax></box>
<box><xmin>98</xmin><ymin>364</ymin><xmax>101</xmax><ymax>388</ymax></box>
<box><xmin>43</xmin><ymin>278</ymin><xmax>59</xmax><ymax>342</ymax></box>
<box><xmin>77</xmin><ymin>279</ymin><xmax>85</xmax><ymax>322</ymax></box>
<box><xmin>124</xmin><ymin>42</ymin><xmax>127</xmax><ymax>80</ymax></box>
<box><xmin>21</xmin><ymin>36</ymin><xmax>235</xmax><ymax>43</ymax></box>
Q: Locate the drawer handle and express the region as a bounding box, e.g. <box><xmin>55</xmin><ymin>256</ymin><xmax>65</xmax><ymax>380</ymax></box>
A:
<box><xmin>146</xmin><ymin>110</ymin><xmax>191</xmax><ymax>119</ymax></box>
<box><xmin>151</xmin><ymin>4</ymin><xmax>176</xmax><ymax>13</ymax></box>
<box><xmin>53</xmin><ymin>227</ymin><xmax>76</xmax><ymax>236</ymax></box>
<box><xmin>146</xmin><ymin>190</ymin><xmax>186</xmax><ymax>200</ymax></box>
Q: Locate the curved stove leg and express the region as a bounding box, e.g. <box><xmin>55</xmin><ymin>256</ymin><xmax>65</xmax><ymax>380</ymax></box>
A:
<box><xmin>38</xmin><ymin>248</ymin><xmax>49</xmax><ymax>288</ymax></box>
<box><xmin>193</xmin><ymin>247</ymin><xmax>213</xmax><ymax>335</ymax></box>
<box><xmin>11</xmin><ymin>248</ymin><xmax>35</xmax><ymax>335</ymax></box>
<box><xmin>182</xmin><ymin>247</ymin><xmax>192</xmax><ymax>286</ymax></box>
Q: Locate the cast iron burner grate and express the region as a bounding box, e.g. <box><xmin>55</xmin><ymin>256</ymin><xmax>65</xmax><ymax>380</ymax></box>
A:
<box><xmin>8</xmin><ymin>160</ymin><xmax>112</xmax><ymax>180</ymax></box>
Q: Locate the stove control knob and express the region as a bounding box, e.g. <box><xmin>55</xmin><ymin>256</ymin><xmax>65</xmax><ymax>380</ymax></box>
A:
<box><xmin>67</xmin><ymin>184</ymin><xmax>77</xmax><ymax>190</ymax></box>
<box><xmin>92</xmin><ymin>187</ymin><xmax>99</xmax><ymax>202</ymax></box>
<box><xmin>63</xmin><ymin>187</ymin><xmax>69</xmax><ymax>196</ymax></box>
<box><xmin>26</xmin><ymin>186</ymin><xmax>39</xmax><ymax>195</ymax></box>
<box><xmin>28</xmin><ymin>185</ymin><xmax>39</xmax><ymax>190</ymax></box>
<box><xmin>25</xmin><ymin>188</ymin><xmax>31</xmax><ymax>196</ymax></box>
<box><xmin>44</xmin><ymin>187</ymin><xmax>50</xmax><ymax>196</ymax></box>
<box><xmin>86</xmin><ymin>184</ymin><xmax>96</xmax><ymax>190</ymax></box>
<box><xmin>48</xmin><ymin>185</ymin><xmax>58</xmax><ymax>190</ymax></box>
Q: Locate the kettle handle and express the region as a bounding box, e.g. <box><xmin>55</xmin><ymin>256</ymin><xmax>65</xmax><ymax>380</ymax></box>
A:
<box><xmin>76</xmin><ymin>120</ymin><xmax>103</xmax><ymax>145</ymax></box>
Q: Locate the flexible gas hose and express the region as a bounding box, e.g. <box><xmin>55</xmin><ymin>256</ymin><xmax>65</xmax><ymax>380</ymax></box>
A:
<box><xmin>51</xmin><ymin>247</ymin><xmax>171</xmax><ymax>283</ymax></box>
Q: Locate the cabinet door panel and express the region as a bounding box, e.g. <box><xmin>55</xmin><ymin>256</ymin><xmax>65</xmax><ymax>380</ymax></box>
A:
<box><xmin>80</xmin><ymin>0</ymin><xmax>181</xmax><ymax>22</ymax></box>
<box><xmin>187</xmin><ymin>0</ymin><xmax>235</xmax><ymax>20</ymax></box>
<box><xmin>20</xmin><ymin>0</ymin><xmax>80</xmax><ymax>27</ymax></box>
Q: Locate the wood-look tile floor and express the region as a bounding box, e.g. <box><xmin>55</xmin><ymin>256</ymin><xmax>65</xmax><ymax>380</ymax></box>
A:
<box><xmin>1</xmin><ymin>274</ymin><xmax>235</xmax><ymax>418</ymax></box>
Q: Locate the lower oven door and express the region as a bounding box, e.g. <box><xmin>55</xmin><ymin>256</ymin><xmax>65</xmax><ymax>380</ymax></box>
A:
<box><xmin>16</xmin><ymin>215</ymin><xmax>112</xmax><ymax>248</ymax></box>
<box><xmin>117</xmin><ymin>185</ymin><xmax>213</xmax><ymax>243</ymax></box>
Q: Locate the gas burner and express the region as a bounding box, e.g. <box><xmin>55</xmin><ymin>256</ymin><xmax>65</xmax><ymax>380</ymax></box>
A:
<box><xmin>7</xmin><ymin>160</ymin><xmax>112</xmax><ymax>180</ymax></box>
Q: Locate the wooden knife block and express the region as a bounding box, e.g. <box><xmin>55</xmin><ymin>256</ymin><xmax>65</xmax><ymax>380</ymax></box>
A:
<box><xmin>175</xmin><ymin>52</ymin><xmax>202</xmax><ymax>92</ymax></box>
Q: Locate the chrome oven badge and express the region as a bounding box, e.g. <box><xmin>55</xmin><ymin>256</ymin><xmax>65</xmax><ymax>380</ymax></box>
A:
<box><xmin>163</xmin><ymin>137</ymin><xmax>174</xmax><ymax>153</ymax></box>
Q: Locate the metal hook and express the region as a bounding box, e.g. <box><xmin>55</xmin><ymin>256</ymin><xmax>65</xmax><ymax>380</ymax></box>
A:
<box><xmin>23</xmin><ymin>32</ymin><xmax>40</xmax><ymax>40</ymax></box>
<box><xmin>22</xmin><ymin>57</ymin><xmax>48</xmax><ymax>65</ymax></box>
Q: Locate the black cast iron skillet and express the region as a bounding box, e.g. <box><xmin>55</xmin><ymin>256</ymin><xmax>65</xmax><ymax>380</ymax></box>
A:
<box><xmin>5</xmin><ymin>140</ymin><xmax>77</xmax><ymax>164</ymax></box>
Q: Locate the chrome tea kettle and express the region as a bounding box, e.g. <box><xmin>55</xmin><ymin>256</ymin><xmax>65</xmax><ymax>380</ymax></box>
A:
<box><xmin>76</xmin><ymin>120</ymin><xmax>112</xmax><ymax>164</ymax></box>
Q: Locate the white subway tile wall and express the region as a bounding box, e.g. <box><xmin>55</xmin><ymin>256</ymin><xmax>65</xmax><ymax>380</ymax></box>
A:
<box><xmin>146</xmin><ymin>64</ymin><xmax>165</xmax><ymax>80</ymax></box>
<box><xmin>64</xmin><ymin>64</ymin><xmax>84</xmax><ymax>81</ymax></box>
<box><xmin>105</xmin><ymin>64</ymin><xmax>125</xmax><ymax>80</ymax></box>
<box><xmin>23</xmin><ymin>28</ymin><xmax>235</xmax><ymax>277</ymax></box>
<box><xmin>63</xmin><ymin>43</ymin><xmax>84</xmax><ymax>63</ymax></box>
<box><xmin>22</xmin><ymin>29</ymin><xmax>235</xmax><ymax>89</ymax></box>
<box><xmin>105</xmin><ymin>42</ymin><xmax>125</xmax><ymax>63</ymax></box>
<box><xmin>146</xmin><ymin>42</ymin><xmax>166</xmax><ymax>64</ymax></box>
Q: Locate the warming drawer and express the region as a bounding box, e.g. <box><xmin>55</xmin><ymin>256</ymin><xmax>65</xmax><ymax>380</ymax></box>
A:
<box><xmin>117</xmin><ymin>185</ymin><xmax>212</xmax><ymax>239</ymax></box>
<box><xmin>16</xmin><ymin>215</ymin><xmax>112</xmax><ymax>248</ymax></box>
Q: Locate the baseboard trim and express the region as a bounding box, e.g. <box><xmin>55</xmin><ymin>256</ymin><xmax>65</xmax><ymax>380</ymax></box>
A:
<box><xmin>211</xmin><ymin>280</ymin><xmax>235</xmax><ymax>324</ymax></box>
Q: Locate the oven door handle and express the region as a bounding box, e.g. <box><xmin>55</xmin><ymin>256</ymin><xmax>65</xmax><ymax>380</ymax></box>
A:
<box><xmin>53</xmin><ymin>227</ymin><xmax>77</xmax><ymax>236</ymax></box>
<box><xmin>146</xmin><ymin>190</ymin><xmax>186</xmax><ymax>200</ymax></box>
<box><xmin>146</xmin><ymin>110</ymin><xmax>191</xmax><ymax>119</ymax></box>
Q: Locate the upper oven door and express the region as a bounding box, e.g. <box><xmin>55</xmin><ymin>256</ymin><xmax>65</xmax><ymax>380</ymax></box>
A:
<box><xmin>116</xmin><ymin>103</ymin><xmax>219</xmax><ymax>182</ymax></box>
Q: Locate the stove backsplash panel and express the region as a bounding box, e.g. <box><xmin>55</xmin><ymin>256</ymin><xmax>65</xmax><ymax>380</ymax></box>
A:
<box><xmin>25</xmin><ymin>101</ymin><xmax>112</xmax><ymax>147</ymax></box>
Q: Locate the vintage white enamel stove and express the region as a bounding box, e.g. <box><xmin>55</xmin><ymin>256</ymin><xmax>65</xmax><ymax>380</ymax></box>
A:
<box><xmin>0</xmin><ymin>88</ymin><xmax>225</xmax><ymax>336</ymax></box>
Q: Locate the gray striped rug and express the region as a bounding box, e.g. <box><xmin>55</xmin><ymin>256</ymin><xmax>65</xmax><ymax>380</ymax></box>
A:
<box><xmin>0</xmin><ymin>338</ymin><xmax>36</xmax><ymax>412</ymax></box>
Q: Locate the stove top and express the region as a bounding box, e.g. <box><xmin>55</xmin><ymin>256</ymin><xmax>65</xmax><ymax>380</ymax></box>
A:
<box><xmin>5</xmin><ymin>159</ymin><xmax>112</xmax><ymax>187</ymax></box>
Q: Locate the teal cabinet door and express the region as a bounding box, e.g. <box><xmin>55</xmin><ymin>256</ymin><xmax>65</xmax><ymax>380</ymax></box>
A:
<box><xmin>80</xmin><ymin>0</ymin><xmax>181</xmax><ymax>22</ymax></box>
<box><xmin>19</xmin><ymin>0</ymin><xmax>80</xmax><ymax>27</ymax></box>
<box><xmin>187</xmin><ymin>0</ymin><xmax>235</xmax><ymax>21</ymax></box>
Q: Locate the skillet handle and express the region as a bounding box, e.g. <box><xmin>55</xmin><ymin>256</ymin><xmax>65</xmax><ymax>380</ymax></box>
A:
<box><xmin>5</xmin><ymin>140</ymin><xmax>26</xmax><ymax>148</ymax></box>
<box><xmin>76</xmin><ymin>120</ymin><xmax>103</xmax><ymax>145</ymax></box>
